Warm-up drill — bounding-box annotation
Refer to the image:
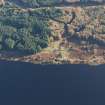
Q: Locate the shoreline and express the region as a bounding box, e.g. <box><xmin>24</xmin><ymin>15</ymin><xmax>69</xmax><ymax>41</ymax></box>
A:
<box><xmin>0</xmin><ymin>52</ymin><xmax>103</xmax><ymax>66</ymax></box>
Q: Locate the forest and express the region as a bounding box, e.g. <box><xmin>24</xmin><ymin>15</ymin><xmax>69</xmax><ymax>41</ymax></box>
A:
<box><xmin>0</xmin><ymin>2</ymin><xmax>63</xmax><ymax>54</ymax></box>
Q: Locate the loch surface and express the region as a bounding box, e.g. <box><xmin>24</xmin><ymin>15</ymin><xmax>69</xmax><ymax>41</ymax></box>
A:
<box><xmin>0</xmin><ymin>60</ymin><xmax>105</xmax><ymax>105</ymax></box>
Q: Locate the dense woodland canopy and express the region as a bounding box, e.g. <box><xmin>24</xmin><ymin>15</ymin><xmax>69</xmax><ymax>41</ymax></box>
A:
<box><xmin>0</xmin><ymin>2</ymin><xmax>63</xmax><ymax>53</ymax></box>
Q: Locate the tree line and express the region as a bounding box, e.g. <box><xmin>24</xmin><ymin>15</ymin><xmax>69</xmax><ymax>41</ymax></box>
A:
<box><xmin>0</xmin><ymin>4</ymin><xmax>57</xmax><ymax>54</ymax></box>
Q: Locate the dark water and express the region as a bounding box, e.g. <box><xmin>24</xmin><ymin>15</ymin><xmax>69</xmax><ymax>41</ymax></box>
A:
<box><xmin>0</xmin><ymin>60</ymin><xmax>105</xmax><ymax>105</ymax></box>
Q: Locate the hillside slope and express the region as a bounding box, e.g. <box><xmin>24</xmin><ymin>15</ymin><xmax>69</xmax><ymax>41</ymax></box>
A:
<box><xmin>16</xmin><ymin>6</ymin><xmax>105</xmax><ymax>65</ymax></box>
<box><xmin>0</xmin><ymin>1</ymin><xmax>105</xmax><ymax>65</ymax></box>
